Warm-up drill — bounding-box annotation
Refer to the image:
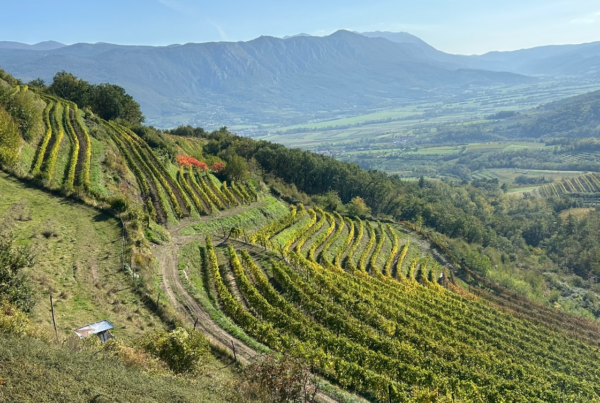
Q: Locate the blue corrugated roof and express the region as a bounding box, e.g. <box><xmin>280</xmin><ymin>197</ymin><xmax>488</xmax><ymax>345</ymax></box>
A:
<box><xmin>74</xmin><ymin>320</ymin><xmax>114</xmax><ymax>338</ymax></box>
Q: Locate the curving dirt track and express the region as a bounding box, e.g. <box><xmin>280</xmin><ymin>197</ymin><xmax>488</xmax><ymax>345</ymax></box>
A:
<box><xmin>153</xmin><ymin>200</ymin><xmax>339</xmax><ymax>402</ymax></box>
<box><xmin>155</xmin><ymin>202</ymin><xmax>264</xmax><ymax>362</ymax></box>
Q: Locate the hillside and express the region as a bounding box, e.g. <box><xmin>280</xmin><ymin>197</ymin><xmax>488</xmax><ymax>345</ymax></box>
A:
<box><xmin>0</xmin><ymin>31</ymin><xmax>528</xmax><ymax>127</ymax></box>
<box><xmin>2</xmin><ymin>72</ymin><xmax>600</xmax><ymax>402</ymax></box>
<box><xmin>361</xmin><ymin>31</ymin><xmax>600</xmax><ymax>77</ymax></box>
<box><xmin>0</xmin><ymin>332</ymin><xmax>242</xmax><ymax>403</ymax></box>
<box><xmin>467</xmin><ymin>41</ymin><xmax>600</xmax><ymax>76</ymax></box>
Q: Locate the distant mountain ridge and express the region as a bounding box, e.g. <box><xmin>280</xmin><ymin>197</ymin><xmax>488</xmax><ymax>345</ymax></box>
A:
<box><xmin>0</xmin><ymin>30</ymin><xmax>528</xmax><ymax>126</ymax></box>
<box><xmin>359</xmin><ymin>32</ymin><xmax>600</xmax><ymax>76</ymax></box>
<box><xmin>0</xmin><ymin>40</ymin><xmax>65</xmax><ymax>51</ymax></box>
<box><xmin>2</xmin><ymin>31</ymin><xmax>600</xmax><ymax>127</ymax></box>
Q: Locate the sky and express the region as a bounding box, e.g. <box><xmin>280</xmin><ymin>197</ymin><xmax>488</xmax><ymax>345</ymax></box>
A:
<box><xmin>1</xmin><ymin>0</ymin><xmax>600</xmax><ymax>54</ymax></box>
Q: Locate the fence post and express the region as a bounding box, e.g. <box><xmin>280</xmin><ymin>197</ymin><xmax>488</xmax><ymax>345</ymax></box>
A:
<box><xmin>50</xmin><ymin>295</ymin><xmax>59</xmax><ymax>343</ymax></box>
<box><xmin>231</xmin><ymin>340</ymin><xmax>237</xmax><ymax>362</ymax></box>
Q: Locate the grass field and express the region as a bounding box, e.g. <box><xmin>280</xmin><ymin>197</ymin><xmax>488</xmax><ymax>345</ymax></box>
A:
<box><xmin>0</xmin><ymin>332</ymin><xmax>242</xmax><ymax>403</ymax></box>
<box><xmin>0</xmin><ymin>172</ymin><xmax>164</xmax><ymax>339</ymax></box>
<box><xmin>559</xmin><ymin>207</ymin><xmax>595</xmax><ymax>219</ymax></box>
<box><xmin>257</xmin><ymin>80</ymin><xmax>600</xmax><ymax>150</ymax></box>
<box><xmin>479</xmin><ymin>168</ymin><xmax>588</xmax><ymax>182</ymax></box>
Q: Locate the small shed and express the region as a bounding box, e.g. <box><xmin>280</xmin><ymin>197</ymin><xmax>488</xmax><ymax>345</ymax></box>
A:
<box><xmin>74</xmin><ymin>320</ymin><xmax>115</xmax><ymax>343</ymax></box>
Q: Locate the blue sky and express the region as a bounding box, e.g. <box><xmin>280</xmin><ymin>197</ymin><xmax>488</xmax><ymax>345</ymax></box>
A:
<box><xmin>1</xmin><ymin>0</ymin><xmax>599</xmax><ymax>54</ymax></box>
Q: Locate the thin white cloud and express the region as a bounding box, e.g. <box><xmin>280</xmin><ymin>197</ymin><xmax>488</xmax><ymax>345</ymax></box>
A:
<box><xmin>570</xmin><ymin>11</ymin><xmax>600</xmax><ymax>24</ymax></box>
<box><xmin>208</xmin><ymin>20</ymin><xmax>229</xmax><ymax>41</ymax></box>
<box><xmin>156</xmin><ymin>0</ymin><xmax>191</xmax><ymax>15</ymax></box>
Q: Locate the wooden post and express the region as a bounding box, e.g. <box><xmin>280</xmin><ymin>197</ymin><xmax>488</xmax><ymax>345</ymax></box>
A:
<box><xmin>193</xmin><ymin>317</ymin><xmax>198</xmax><ymax>331</ymax></box>
<box><xmin>231</xmin><ymin>340</ymin><xmax>237</xmax><ymax>362</ymax></box>
<box><xmin>388</xmin><ymin>383</ymin><xmax>392</xmax><ymax>403</ymax></box>
<box><xmin>119</xmin><ymin>213</ymin><xmax>126</xmax><ymax>274</ymax></box>
<box><xmin>156</xmin><ymin>292</ymin><xmax>160</xmax><ymax>308</ymax></box>
<box><xmin>50</xmin><ymin>295</ymin><xmax>59</xmax><ymax>343</ymax></box>
<box><xmin>132</xmin><ymin>258</ymin><xmax>136</xmax><ymax>283</ymax></box>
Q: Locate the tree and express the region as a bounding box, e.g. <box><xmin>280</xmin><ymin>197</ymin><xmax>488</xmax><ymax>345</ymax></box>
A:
<box><xmin>225</xmin><ymin>155</ymin><xmax>248</xmax><ymax>182</ymax></box>
<box><xmin>345</xmin><ymin>196</ymin><xmax>371</xmax><ymax>217</ymax></box>
<box><xmin>27</xmin><ymin>78</ymin><xmax>46</xmax><ymax>89</ymax></box>
<box><xmin>0</xmin><ymin>107</ymin><xmax>20</xmax><ymax>166</ymax></box>
<box><xmin>48</xmin><ymin>71</ymin><xmax>90</xmax><ymax>107</ymax></box>
<box><xmin>48</xmin><ymin>71</ymin><xmax>144</xmax><ymax>124</ymax></box>
<box><xmin>90</xmin><ymin>83</ymin><xmax>144</xmax><ymax>123</ymax></box>
<box><xmin>313</xmin><ymin>190</ymin><xmax>342</xmax><ymax>212</ymax></box>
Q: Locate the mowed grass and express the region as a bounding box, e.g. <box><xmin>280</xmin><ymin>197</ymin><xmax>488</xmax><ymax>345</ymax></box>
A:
<box><xmin>179</xmin><ymin>196</ymin><xmax>289</xmax><ymax>236</ymax></box>
<box><xmin>0</xmin><ymin>172</ymin><xmax>164</xmax><ymax>339</ymax></box>
<box><xmin>559</xmin><ymin>207</ymin><xmax>595</xmax><ymax>219</ymax></box>
<box><xmin>506</xmin><ymin>186</ymin><xmax>541</xmax><ymax>194</ymax></box>
<box><xmin>482</xmin><ymin>168</ymin><xmax>588</xmax><ymax>183</ymax></box>
<box><xmin>279</xmin><ymin>107</ymin><xmax>421</xmax><ymax>131</ymax></box>
<box><xmin>0</xmin><ymin>332</ymin><xmax>243</xmax><ymax>403</ymax></box>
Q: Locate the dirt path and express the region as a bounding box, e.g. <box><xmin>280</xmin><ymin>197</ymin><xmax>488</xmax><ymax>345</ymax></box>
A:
<box><xmin>154</xmin><ymin>200</ymin><xmax>339</xmax><ymax>402</ymax></box>
<box><xmin>156</xmin><ymin>201</ymin><xmax>267</xmax><ymax>361</ymax></box>
<box><xmin>156</xmin><ymin>237</ymin><xmax>259</xmax><ymax>363</ymax></box>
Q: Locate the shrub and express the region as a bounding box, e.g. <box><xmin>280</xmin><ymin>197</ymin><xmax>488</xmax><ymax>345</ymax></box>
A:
<box><xmin>0</xmin><ymin>107</ymin><xmax>20</xmax><ymax>166</ymax></box>
<box><xmin>0</xmin><ymin>234</ymin><xmax>35</xmax><ymax>312</ymax></box>
<box><xmin>0</xmin><ymin>299</ymin><xmax>30</xmax><ymax>336</ymax></box>
<box><xmin>141</xmin><ymin>327</ymin><xmax>210</xmax><ymax>374</ymax></box>
<box><xmin>177</xmin><ymin>154</ymin><xmax>208</xmax><ymax>170</ymax></box>
<box><xmin>103</xmin><ymin>339</ymin><xmax>164</xmax><ymax>372</ymax></box>
<box><xmin>0</xmin><ymin>84</ymin><xmax>44</xmax><ymax>141</ymax></box>
<box><xmin>211</xmin><ymin>161</ymin><xmax>225</xmax><ymax>174</ymax></box>
<box><xmin>235</xmin><ymin>354</ymin><xmax>319</xmax><ymax>403</ymax></box>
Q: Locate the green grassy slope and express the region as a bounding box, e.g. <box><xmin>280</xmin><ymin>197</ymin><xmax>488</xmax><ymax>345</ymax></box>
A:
<box><xmin>0</xmin><ymin>333</ymin><xmax>241</xmax><ymax>403</ymax></box>
<box><xmin>0</xmin><ymin>172</ymin><xmax>164</xmax><ymax>338</ymax></box>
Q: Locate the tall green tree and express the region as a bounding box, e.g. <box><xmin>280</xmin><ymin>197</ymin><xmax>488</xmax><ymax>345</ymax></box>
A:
<box><xmin>48</xmin><ymin>71</ymin><xmax>144</xmax><ymax>124</ymax></box>
<box><xmin>48</xmin><ymin>71</ymin><xmax>90</xmax><ymax>107</ymax></box>
<box><xmin>225</xmin><ymin>155</ymin><xmax>248</xmax><ymax>182</ymax></box>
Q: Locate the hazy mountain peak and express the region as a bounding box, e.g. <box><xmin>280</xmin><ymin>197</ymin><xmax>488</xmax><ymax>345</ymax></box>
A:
<box><xmin>359</xmin><ymin>31</ymin><xmax>434</xmax><ymax>49</ymax></box>
<box><xmin>282</xmin><ymin>33</ymin><xmax>312</xmax><ymax>39</ymax></box>
<box><xmin>0</xmin><ymin>40</ymin><xmax>65</xmax><ymax>51</ymax></box>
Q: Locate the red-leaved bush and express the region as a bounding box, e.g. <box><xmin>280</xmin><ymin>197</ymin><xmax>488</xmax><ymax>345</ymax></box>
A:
<box><xmin>211</xmin><ymin>161</ymin><xmax>226</xmax><ymax>174</ymax></box>
<box><xmin>177</xmin><ymin>155</ymin><xmax>208</xmax><ymax>170</ymax></box>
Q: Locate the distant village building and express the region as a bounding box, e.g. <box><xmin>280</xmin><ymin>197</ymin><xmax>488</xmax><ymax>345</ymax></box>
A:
<box><xmin>74</xmin><ymin>320</ymin><xmax>115</xmax><ymax>343</ymax></box>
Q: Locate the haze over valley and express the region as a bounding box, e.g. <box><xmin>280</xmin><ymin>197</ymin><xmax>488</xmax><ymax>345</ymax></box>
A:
<box><xmin>3</xmin><ymin>30</ymin><xmax>600</xmax><ymax>132</ymax></box>
<box><xmin>3</xmin><ymin>2</ymin><xmax>600</xmax><ymax>402</ymax></box>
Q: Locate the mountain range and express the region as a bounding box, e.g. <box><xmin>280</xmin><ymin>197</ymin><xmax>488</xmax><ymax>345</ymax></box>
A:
<box><xmin>0</xmin><ymin>40</ymin><xmax>65</xmax><ymax>51</ymax></box>
<box><xmin>1</xmin><ymin>31</ymin><xmax>599</xmax><ymax>127</ymax></box>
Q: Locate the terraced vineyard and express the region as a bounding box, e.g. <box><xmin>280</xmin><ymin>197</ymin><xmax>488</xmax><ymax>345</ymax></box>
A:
<box><xmin>171</xmin><ymin>207</ymin><xmax>600</xmax><ymax>402</ymax></box>
<box><xmin>25</xmin><ymin>92</ymin><xmax>255</xmax><ymax>223</ymax></box>
<box><xmin>30</xmin><ymin>95</ymin><xmax>93</xmax><ymax>190</ymax></box>
<box><xmin>5</xmin><ymin>76</ymin><xmax>600</xmax><ymax>403</ymax></box>
<box><xmin>539</xmin><ymin>172</ymin><xmax>600</xmax><ymax>205</ymax></box>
